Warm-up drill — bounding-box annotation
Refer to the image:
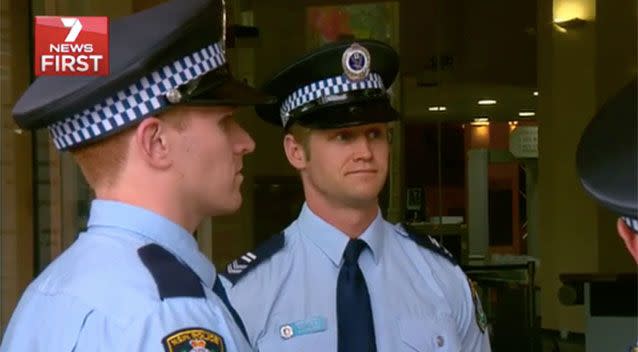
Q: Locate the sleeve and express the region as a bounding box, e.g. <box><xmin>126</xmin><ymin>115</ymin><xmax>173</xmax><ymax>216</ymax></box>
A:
<box><xmin>115</xmin><ymin>297</ymin><xmax>251</xmax><ymax>352</ymax></box>
<box><xmin>456</xmin><ymin>268</ymin><xmax>492</xmax><ymax>352</ymax></box>
<box><xmin>0</xmin><ymin>290</ymin><xmax>97</xmax><ymax>352</ymax></box>
<box><xmin>6</xmin><ymin>294</ymin><xmax>246</xmax><ymax>352</ymax></box>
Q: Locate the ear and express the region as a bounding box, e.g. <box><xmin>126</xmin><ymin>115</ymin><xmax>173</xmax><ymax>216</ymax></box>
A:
<box><xmin>283</xmin><ymin>134</ymin><xmax>307</xmax><ymax>170</ymax></box>
<box><xmin>617</xmin><ymin>218</ymin><xmax>638</xmax><ymax>263</ymax></box>
<box><xmin>134</xmin><ymin>117</ymin><xmax>173</xmax><ymax>170</ymax></box>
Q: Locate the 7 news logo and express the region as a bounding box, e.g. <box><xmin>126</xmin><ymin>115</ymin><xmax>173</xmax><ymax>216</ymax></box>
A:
<box><xmin>34</xmin><ymin>16</ymin><xmax>109</xmax><ymax>76</ymax></box>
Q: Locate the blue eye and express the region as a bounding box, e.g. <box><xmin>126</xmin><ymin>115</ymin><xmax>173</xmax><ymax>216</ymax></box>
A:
<box><xmin>335</xmin><ymin>132</ymin><xmax>353</xmax><ymax>141</ymax></box>
<box><xmin>367</xmin><ymin>129</ymin><xmax>382</xmax><ymax>139</ymax></box>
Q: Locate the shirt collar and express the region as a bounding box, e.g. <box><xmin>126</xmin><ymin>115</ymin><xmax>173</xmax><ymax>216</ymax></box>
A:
<box><xmin>86</xmin><ymin>199</ymin><xmax>216</xmax><ymax>288</ymax></box>
<box><xmin>297</xmin><ymin>203</ymin><xmax>385</xmax><ymax>266</ymax></box>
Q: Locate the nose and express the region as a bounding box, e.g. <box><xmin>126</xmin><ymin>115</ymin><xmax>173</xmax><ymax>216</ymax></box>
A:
<box><xmin>235</xmin><ymin>124</ymin><xmax>256</xmax><ymax>155</ymax></box>
<box><xmin>353</xmin><ymin>137</ymin><xmax>373</xmax><ymax>161</ymax></box>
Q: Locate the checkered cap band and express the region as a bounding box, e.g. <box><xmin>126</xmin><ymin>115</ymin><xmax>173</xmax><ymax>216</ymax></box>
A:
<box><xmin>49</xmin><ymin>41</ymin><xmax>226</xmax><ymax>150</ymax></box>
<box><xmin>623</xmin><ymin>217</ymin><xmax>638</xmax><ymax>232</ymax></box>
<box><xmin>279</xmin><ymin>73</ymin><xmax>385</xmax><ymax>126</ymax></box>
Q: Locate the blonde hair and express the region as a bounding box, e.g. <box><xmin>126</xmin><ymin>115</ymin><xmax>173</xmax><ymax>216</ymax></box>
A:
<box><xmin>70</xmin><ymin>107</ymin><xmax>190</xmax><ymax>190</ymax></box>
<box><xmin>287</xmin><ymin>124</ymin><xmax>312</xmax><ymax>160</ymax></box>
<box><xmin>70</xmin><ymin>128</ymin><xmax>134</xmax><ymax>190</ymax></box>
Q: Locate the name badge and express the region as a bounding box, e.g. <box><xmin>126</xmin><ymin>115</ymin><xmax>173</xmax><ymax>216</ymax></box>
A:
<box><xmin>279</xmin><ymin>316</ymin><xmax>327</xmax><ymax>340</ymax></box>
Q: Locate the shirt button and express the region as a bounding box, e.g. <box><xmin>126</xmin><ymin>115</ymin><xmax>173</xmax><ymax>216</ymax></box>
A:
<box><xmin>436</xmin><ymin>335</ymin><xmax>445</xmax><ymax>347</ymax></box>
<box><xmin>280</xmin><ymin>325</ymin><xmax>294</xmax><ymax>339</ymax></box>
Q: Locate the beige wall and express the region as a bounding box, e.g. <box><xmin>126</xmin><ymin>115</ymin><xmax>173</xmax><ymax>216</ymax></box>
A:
<box><xmin>537</xmin><ymin>0</ymin><xmax>636</xmax><ymax>333</ymax></box>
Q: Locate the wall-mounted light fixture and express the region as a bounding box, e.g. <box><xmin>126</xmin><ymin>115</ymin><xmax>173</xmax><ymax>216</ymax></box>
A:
<box><xmin>553</xmin><ymin>0</ymin><xmax>595</xmax><ymax>33</ymax></box>
<box><xmin>553</xmin><ymin>17</ymin><xmax>588</xmax><ymax>32</ymax></box>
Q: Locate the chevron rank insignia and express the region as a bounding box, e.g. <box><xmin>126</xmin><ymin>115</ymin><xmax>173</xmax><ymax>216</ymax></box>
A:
<box><xmin>222</xmin><ymin>232</ymin><xmax>285</xmax><ymax>285</ymax></box>
<box><xmin>226</xmin><ymin>252</ymin><xmax>257</xmax><ymax>274</ymax></box>
<box><xmin>163</xmin><ymin>328</ymin><xmax>225</xmax><ymax>352</ymax></box>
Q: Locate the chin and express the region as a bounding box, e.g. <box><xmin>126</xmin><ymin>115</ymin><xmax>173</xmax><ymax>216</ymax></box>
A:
<box><xmin>206</xmin><ymin>195</ymin><xmax>243</xmax><ymax>216</ymax></box>
<box><xmin>350</xmin><ymin>184</ymin><xmax>384</xmax><ymax>198</ymax></box>
<box><xmin>342</xmin><ymin>189</ymin><xmax>379</xmax><ymax>204</ymax></box>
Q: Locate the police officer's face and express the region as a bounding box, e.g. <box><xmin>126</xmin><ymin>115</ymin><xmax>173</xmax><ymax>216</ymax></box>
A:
<box><xmin>172</xmin><ymin>106</ymin><xmax>255</xmax><ymax>216</ymax></box>
<box><xmin>302</xmin><ymin>123</ymin><xmax>389</xmax><ymax>208</ymax></box>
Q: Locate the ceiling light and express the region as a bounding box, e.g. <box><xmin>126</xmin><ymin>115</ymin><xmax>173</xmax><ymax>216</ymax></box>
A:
<box><xmin>533</xmin><ymin>91</ymin><xmax>539</xmax><ymax>96</ymax></box>
<box><xmin>428</xmin><ymin>106</ymin><xmax>447</xmax><ymax>112</ymax></box>
<box><xmin>471</xmin><ymin>117</ymin><xmax>490</xmax><ymax>126</ymax></box>
<box><xmin>478</xmin><ymin>99</ymin><xmax>497</xmax><ymax>105</ymax></box>
<box><xmin>518</xmin><ymin>111</ymin><xmax>535</xmax><ymax>117</ymax></box>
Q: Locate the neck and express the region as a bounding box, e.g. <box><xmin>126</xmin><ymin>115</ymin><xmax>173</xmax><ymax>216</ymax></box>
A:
<box><xmin>95</xmin><ymin>177</ymin><xmax>201</xmax><ymax>234</ymax></box>
<box><xmin>305</xmin><ymin>196</ymin><xmax>379</xmax><ymax>238</ymax></box>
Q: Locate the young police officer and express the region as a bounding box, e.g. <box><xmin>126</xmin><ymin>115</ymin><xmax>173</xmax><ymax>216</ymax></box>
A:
<box><xmin>221</xmin><ymin>39</ymin><xmax>492</xmax><ymax>352</ymax></box>
<box><xmin>1</xmin><ymin>0</ymin><xmax>272</xmax><ymax>350</ymax></box>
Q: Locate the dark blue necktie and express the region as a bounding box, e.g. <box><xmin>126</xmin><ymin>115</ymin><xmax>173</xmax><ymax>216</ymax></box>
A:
<box><xmin>213</xmin><ymin>276</ymin><xmax>249</xmax><ymax>341</ymax></box>
<box><xmin>337</xmin><ymin>239</ymin><xmax>377</xmax><ymax>352</ymax></box>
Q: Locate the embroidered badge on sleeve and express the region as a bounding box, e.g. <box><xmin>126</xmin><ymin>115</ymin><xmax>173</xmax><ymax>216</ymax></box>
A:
<box><xmin>468</xmin><ymin>279</ymin><xmax>488</xmax><ymax>334</ymax></box>
<box><xmin>163</xmin><ymin>328</ymin><xmax>225</xmax><ymax>352</ymax></box>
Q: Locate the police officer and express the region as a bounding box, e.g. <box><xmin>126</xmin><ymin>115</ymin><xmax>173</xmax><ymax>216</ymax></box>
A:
<box><xmin>220</xmin><ymin>40</ymin><xmax>492</xmax><ymax>352</ymax></box>
<box><xmin>576</xmin><ymin>76</ymin><xmax>638</xmax><ymax>262</ymax></box>
<box><xmin>1</xmin><ymin>0</ymin><xmax>272</xmax><ymax>350</ymax></box>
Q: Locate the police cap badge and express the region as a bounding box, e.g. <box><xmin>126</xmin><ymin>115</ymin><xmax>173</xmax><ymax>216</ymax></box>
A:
<box><xmin>255</xmin><ymin>39</ymin><xmax>400</xmax><ymax>130</ymax></box>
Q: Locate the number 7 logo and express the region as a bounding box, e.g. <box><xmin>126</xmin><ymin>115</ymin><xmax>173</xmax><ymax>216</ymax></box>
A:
<box><xmin>60</xmin><ymin>17</ymin><xmax>83</xmax><ymax>42</ymax></box>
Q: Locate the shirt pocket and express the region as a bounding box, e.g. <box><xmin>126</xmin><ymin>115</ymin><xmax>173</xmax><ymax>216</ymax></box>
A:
<box><xmin>257</xmin><ymin>328</ymin><xmax>331</xmax><ymax>352</ymax></box>
<box><xmin>398</xmin><ymin>315</ymin><xmax>461</xmax><ymax>352</ymax></box>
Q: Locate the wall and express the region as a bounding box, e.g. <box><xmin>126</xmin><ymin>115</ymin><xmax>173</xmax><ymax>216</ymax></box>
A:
<box><xmin>1</xmin><ymin>0</ymin><xmax>33</xmax><ymax>332</ymax></box>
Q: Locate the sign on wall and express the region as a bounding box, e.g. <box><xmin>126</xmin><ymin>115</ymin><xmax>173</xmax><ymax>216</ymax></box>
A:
<box><xmin>509</xmin><ymin>126</ymin><xmax>538</xmax><ymax>158</ymax></box>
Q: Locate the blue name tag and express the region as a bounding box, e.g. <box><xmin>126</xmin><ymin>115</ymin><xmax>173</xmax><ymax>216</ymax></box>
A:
<box><xmin>279</xmin><ymin>316</ymin><xmax>327</xmax><ymax>340</ymax></box>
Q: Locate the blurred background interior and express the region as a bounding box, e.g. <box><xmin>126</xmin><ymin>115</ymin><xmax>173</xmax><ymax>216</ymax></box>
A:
<box><xmin>1</xmin><ymin>0</ymin><xmax>636</xmax><ymax>350</ymax></box>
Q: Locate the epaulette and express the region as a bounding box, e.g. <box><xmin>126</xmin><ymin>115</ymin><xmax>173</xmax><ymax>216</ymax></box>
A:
<box><xmin>138</xmin><ymin>243</ymin><xmax>204</xmax><ymax>299</ymax></box>
<box><xmin>398</xmin><ymin>223</ymin><xmax>458</xmax><ymax>266</ymax></box>
<box><xmin>222</xmin><ymin>232</ymin><xmax>285</xmax><ymax>285</ymax></box>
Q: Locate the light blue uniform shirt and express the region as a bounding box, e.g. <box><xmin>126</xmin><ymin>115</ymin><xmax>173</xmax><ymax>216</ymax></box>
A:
<box><xmin>222</xmin><ymin>203</ymin><xmax>491</xmax><ymax>352</ymax></box>
<box><xmin>1</xmin><ymin>200</ymin><xmax>251</xmax><ymax>352</ymax></box>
